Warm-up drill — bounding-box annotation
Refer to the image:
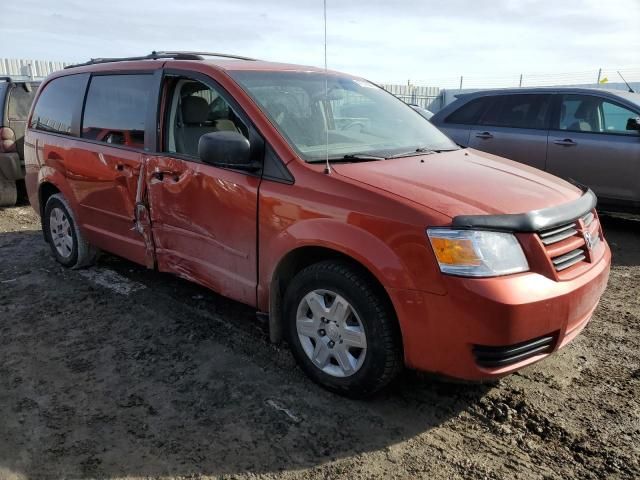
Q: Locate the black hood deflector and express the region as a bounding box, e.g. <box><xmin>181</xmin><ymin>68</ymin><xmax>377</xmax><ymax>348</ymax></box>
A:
<box><xmin>451</xmin><ymin>188</ymin><xmax>597</xmax><ymax>232</ymax></box>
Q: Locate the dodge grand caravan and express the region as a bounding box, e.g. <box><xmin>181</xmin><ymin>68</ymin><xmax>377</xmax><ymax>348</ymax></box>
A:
<box><xmin>24</xmin><ymin>52</ymin><xmax>611</xmax><ymax>396</ymax></box>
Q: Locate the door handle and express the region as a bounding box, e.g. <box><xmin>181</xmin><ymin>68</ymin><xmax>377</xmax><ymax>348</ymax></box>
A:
<box><xmin>475</xmin><ymin>131</ymin><xmax>493</xmax><ymax>139</ymax></box>
<box><xmin>553</xmin><ymin>138</ymin><xmax>577</xmax><ymax>146</ymax></box>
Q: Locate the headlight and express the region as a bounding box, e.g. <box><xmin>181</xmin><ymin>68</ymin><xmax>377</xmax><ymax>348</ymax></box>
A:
<box><xmin>426</xmin><ymin>229</ymin><xmax>529</xmax><ymax>277</ymax></box>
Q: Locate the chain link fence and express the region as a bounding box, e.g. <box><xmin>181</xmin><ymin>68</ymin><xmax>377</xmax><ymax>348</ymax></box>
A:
<box><xmin>2</xmin><ymin>58</ymin><xmax>638</xmax><ymax>114</ymax></box>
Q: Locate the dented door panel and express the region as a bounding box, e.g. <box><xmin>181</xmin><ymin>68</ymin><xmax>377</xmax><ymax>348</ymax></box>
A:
<box><xmin>62</xmin><ymin>141</ymin><xmax>149</xmax><ymax>265</ymax></box>
<box><xmin>145</xmin><ymin>155</ymin><xmax>260</xmax><ymax>306</ymax></box>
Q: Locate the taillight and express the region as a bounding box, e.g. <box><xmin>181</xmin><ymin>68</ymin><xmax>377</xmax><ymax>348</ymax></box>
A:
<box><xmin>0</xmin><ymin>127</ymin><xmax>16</xmax><ymax>153</ymax></box>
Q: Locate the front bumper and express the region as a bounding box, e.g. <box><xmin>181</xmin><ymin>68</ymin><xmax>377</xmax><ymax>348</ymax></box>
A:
<box><xmin>0</xmin><ymin>152</ymin><xmax>24</xmax><ymax>181</ymax></box>
<box><xmin>389</xmin><ymin>241</ymin><xmax>611</xmax><ymax>380</ymax></box>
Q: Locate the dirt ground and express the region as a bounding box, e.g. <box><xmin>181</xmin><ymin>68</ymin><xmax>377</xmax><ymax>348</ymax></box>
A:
<box><xmin>0</xmin><ymin>204</ymin><xmax>638</xmax><ymax>480</ymax></box>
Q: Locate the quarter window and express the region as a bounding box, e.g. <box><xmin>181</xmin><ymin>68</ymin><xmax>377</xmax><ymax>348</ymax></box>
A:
<box><xmin>30</xmin><ymin>75</ymin><xmax>86</xmax><ymax>135</ymax></box>
<box><xmin>82</xmin><ymin>75</ymin><xmax>153</xmax><ymax>148</ymax></box>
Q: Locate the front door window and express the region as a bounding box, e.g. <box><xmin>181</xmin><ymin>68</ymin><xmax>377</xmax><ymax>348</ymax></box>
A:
<box><xmin>164</xmin><ymin>78</ymin><xmax>248</xmax><ymax>158</ymax></box>
<box><xmin>558</xmin><ymin>95</ymin><xmax>639</xmax><ymax>135</ymax></box>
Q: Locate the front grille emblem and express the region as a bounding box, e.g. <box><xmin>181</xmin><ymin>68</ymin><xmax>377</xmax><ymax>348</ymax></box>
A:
<box><xmin>583</xmin><ymin>230</ymin><xmax>596</xmax><ymax>251</ymax></box>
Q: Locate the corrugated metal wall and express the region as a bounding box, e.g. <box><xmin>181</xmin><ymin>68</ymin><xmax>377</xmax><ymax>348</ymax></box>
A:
<box><xmin>0</xmin><ymin>58</ymin><xmax>70</xmax><ymax>79</ymax></box>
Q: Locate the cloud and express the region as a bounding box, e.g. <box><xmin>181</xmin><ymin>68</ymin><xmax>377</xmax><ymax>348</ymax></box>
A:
<box><xmin>1</xmin><ymin>0</ymin><xmax>638</xmax><ymax>84</ymax></box>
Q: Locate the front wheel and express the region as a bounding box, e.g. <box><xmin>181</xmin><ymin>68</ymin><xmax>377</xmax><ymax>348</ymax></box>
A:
<box><xmin>284</xmin><ymin>260</ymin><xmax>403</xmax><ymax>397</ymax></box>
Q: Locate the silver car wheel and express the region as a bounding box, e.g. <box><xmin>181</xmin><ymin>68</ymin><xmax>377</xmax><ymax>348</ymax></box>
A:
<box><xmin>296</xmin><ymin>289</ymin><xmax>367</xmax><ymax>378</ymax></box>
<box><xmin>49</xmin><ymin>206</ymin><xmax>74</xmax><ymax>259</ymax></box>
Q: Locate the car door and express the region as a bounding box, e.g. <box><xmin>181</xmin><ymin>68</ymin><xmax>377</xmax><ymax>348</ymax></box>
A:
<box><xmin>547</xmin><ymin>93</ymin><xmax>640</xmax><ymax>206</ymax></box>
<box><xmin>144</xmin><ymin>70</ymin><xmax>261</xmax><ymax>307</ymax></box>
<box><xmin>467</xmin><ymin>94</ymin><xmax>552</xmax><ymax>171</ymax></box>
<box><xmin>68</xmin><ymin>72</ymin><xmax>161</xmax><ymax>265</ymax></box>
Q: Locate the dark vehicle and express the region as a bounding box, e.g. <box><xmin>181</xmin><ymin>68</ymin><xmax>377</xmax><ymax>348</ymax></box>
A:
<box><xmin>431</xmin><ymin>88</ymin><xmax>640</xmax><ymax>214</ymax></box>
<box><xmin>0</xmin><ymin>77</ymin><xmax>40</xmax><ymax>206</ymax></box>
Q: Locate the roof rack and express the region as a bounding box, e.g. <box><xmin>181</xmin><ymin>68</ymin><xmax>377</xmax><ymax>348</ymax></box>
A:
<box><xmin>65</xmin><ymin>50</ymin><xmax>257</xmax><ymax>69</ymax></box>
<box><xmin>155</xmin><ymin>51</ymin><xmax>257</xmax><ymax>61</ymax></box>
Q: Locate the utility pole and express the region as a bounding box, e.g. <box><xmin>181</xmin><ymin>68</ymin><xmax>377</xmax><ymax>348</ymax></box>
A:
<box><xmin>519</xmin><ymin>74</ymin><xmax>523</xmax><ymax>87</ymax></box>
<box><xmin>596</xmin><ymin>68</ymin><xmax>602</xmax><ymax>85</ymax></box>
<box><xmin>459</xmin><ymin>76</ymin><xmax>463</xmax><ymax>90</ymax></box>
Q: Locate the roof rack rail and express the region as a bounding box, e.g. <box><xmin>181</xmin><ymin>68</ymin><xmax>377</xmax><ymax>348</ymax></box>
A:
<box><xmin>65</xmin><ymin>50</ymin><xmax>257</xmax><ymax>69</ymax></box>
<box><xmin>153</xmin><ymin>51</ymin><xmax>258</xmax><ymax>61</ymax></box>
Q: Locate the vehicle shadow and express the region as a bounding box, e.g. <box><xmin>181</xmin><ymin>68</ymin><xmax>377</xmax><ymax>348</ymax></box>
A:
<box><xmin>0</xmin><ymin>230</ymin><xmax>492</xmax><ymax>479</ymax></box>
<box><xmin>599</xmin><ymin>213</ymin><xmax>640</xmax><ymax>267</ymax></box>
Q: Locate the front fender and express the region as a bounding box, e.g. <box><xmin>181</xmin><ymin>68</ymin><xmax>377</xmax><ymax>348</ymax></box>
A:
<box><xmin>277</xmin><ymin>217</ymin><xmax>416</xmax><ymax>288</ymax></box>
<box><xmin>258</xmin><ymin>216</ymin><xmax>446</xmax><ymax>312</ymax></box>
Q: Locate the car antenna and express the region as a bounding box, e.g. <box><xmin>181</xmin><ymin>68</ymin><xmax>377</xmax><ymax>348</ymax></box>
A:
<box><xmin>323</xmin><ymin>0</ymin><xmax>332</xmax><ymax>175</ymax></box>
<box><xmin>617</xmin><ymin>71</ymin><xmax>636</xmax><ymax>93</ymax></box>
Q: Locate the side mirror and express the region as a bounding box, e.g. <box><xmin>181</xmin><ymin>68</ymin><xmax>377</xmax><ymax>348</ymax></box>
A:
<box><xmin>626</xmin><ymin>117</ymin><xmax>640</xmax><ymax>132</ymax></box>
<box><xmin>198</xmin><ymin>131</ymin><xmax>259</xmax><ymax>171</ymax></box>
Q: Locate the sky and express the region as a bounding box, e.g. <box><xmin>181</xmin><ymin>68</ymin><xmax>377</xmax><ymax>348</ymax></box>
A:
<box><xmin>1</xmin><ymin>0</ymin><xmax>639</xmax><ymax>86</ymax></box>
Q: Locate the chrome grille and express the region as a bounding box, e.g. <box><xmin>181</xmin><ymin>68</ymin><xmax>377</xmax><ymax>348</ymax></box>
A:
<box><xmin>552</xmin><ymin>248</ymin><xmax>586</xmax><ymax>271</ymax></box>
<box><xmin>582</xmin><ymin>211</ymin><xmax>594</xmax><ymax>227</ymax></box>
<box><xmin>537</xmin><ymin>210</ymin><xmax>600</xmax><ymax>274</ymax></box>
<box><xmin>538</xmin><ymin>223</ymin><xmax>578</xmax><ymax>245</ymax></box>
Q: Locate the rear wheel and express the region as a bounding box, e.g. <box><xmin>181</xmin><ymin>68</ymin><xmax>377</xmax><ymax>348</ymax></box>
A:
<box><xmin>0</xmin><ymin>180</ymin><xmax>17</xmax><ymax>207</ymax></box>
<box><xmin>43</xmin><ymin>194</ymin><xmax>98</xmax><ymax>268</ymax></box>
<box><xmin>284</xmin><ymin>260</ymin><xmax>403</xmax><ymax>397</ymax></box>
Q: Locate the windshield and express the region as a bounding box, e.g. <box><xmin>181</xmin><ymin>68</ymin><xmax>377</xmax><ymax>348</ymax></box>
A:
<box><xmin>229</xmin><ymin>71</ymin><xmax>457</xmax><ymax>162</ymax></box>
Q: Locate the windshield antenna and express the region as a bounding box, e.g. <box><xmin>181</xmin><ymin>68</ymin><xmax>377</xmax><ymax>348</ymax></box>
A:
<box><xmin>323</xmin><ymin>0</ymin><xmax>331</xmax><ymax>174</ymax></box>
<box><xmin>617</xmin><ymin>71</ymin><xmax>635</xmax><ymax>93</ymax></box>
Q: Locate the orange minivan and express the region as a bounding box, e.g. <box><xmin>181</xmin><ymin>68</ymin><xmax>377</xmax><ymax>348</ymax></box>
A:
<box><xmin>24</xmin><ymin>52</ymin><xmax>611</xmax><ymax>396</ymax></box>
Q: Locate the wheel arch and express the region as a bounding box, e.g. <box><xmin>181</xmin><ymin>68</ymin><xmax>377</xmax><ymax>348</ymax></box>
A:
<box><xmin>267</xmin><ymin>245</ymin><xmax>402</xmax><ymax>348</ymax></box>
<box><xmin>38</xmin><ymin>181</ymin><xmax>61</xmax><ymax>240</ymax></box>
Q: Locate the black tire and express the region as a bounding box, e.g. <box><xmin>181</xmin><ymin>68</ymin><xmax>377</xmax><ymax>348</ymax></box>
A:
<box><xmin>43</xmin><ymin>193</ymin><xmax>98</xmax><ymax>268</ymax></box>
<box><xmin>284</xmin><ymin>260</ymin><xmax>403</xmax><ymax>397</ymax></box>
<box><xmin>0</xmin><ymin>180</ymin><xmax>17</xmax><ymax>207</ymax></box>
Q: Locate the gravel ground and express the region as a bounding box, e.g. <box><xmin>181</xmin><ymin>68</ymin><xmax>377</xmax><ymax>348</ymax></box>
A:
<box><xmin>0</xmin><ymin>205</ymin><xmax>638</xmax><ymax>480</ymax></box>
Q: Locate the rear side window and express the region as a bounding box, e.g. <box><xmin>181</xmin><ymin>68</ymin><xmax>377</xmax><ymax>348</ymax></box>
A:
<box><xmin>8</xmin><ymin>84</ymin><xmax>38</xmax><ymax>120</ymax></box>
<box><xmin>82</xmin><ymin>75</ymin><xmax>152</xmax><ymax>148</ymax></box>
<box><xmin>30</xmin><ymin>75</ymin><xmax>87</xmax><ymax>135</ymax></box>
<box><xmin>445</xmin><ymin>97</ymin><xmax>490</xmax><ymax>124</ymax></box>
<box><xmin>479</xmin><ymin>94</ymin><xmax>551</xmax><ymax>129</ymax></box>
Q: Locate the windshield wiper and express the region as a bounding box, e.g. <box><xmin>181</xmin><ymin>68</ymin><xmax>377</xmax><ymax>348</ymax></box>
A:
<box><xmin>386</xmin><ymin>147</ymin><xmax>436</xmax><ymax>159</ymax></box>
<box><xmin>341</xmin><ymin>153</ymin><xmax>386</xmax><ymax>161</ymax></box>
<box><xmin>386</xmin><ymin>146</ymin><xmax>461</xmax><ymax>159</ymax></box>
<box><xmin>309</xmin><ymin>153</ymin><xmax>386</xmax><ymax>163</ymax></box>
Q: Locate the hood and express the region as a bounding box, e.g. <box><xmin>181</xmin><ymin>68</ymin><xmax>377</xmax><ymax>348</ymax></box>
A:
<box><xmin>333</xmin><ymin>148</ymin><xmax>583</xmax><ymax>219</ymax></box>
